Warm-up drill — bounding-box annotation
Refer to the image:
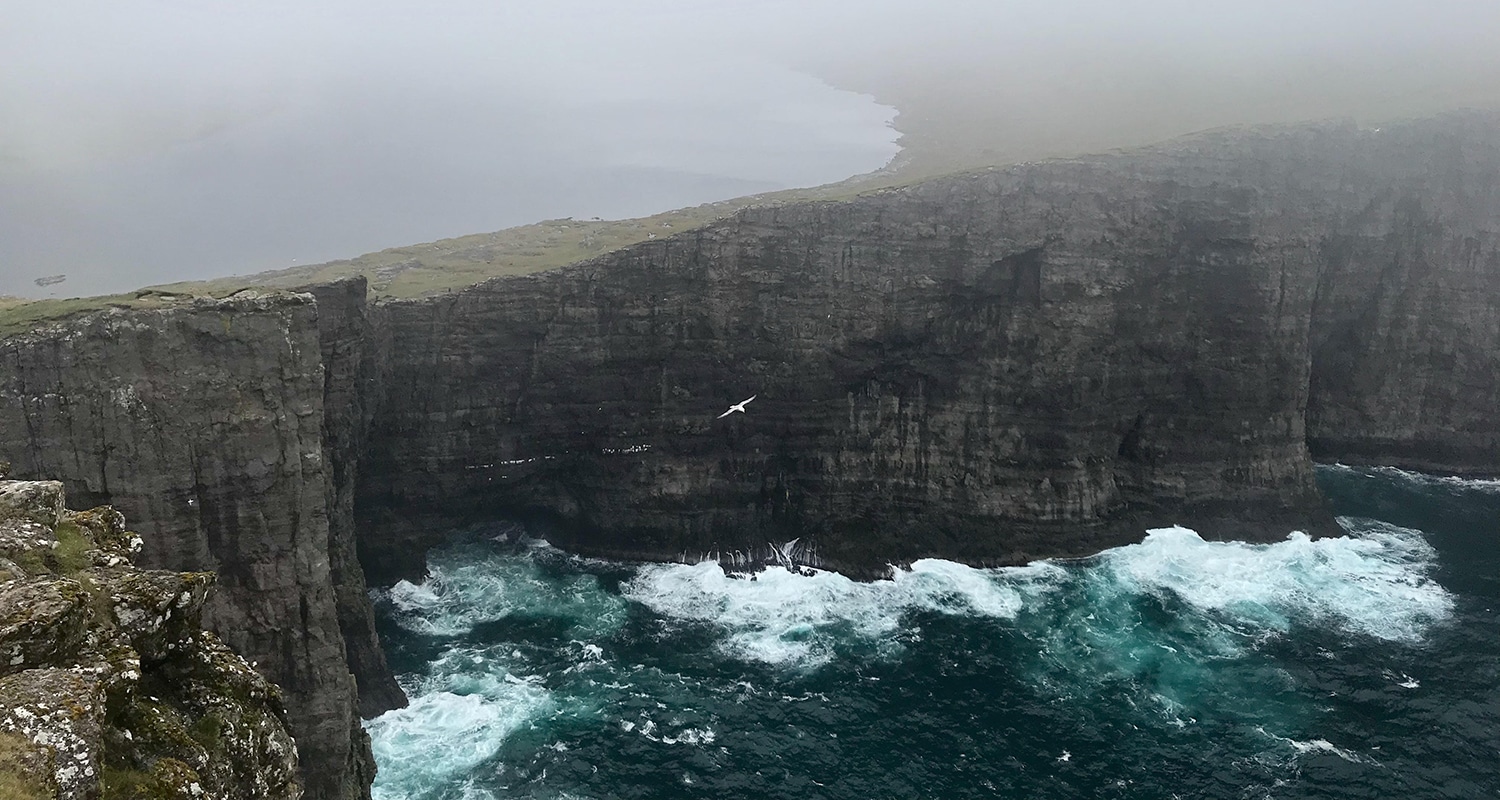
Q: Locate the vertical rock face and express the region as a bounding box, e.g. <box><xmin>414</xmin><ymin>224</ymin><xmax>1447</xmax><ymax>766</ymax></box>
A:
<box><xmin>1306</xmin><ymin>114</ymin><xmax>1500</xmax><ymax>472</ymax></box>
<box><xmin>354</xmin><ymin>126</ymin><xmax>1343</xmax><ymax>577</ymax></box>
<box><xmin>355</xmin><ymin>113</ymin><xmax>1500</xmax><ymax>579</ymax></box>
<box><xmin>0</xmin><ymin>111</ymin><xmax>1498</xmax><ymax>798</ymax></box>
<box><xmin>301</xmin><ymin>282</ymin><xmax>406</xmax><ymax>720</ymax></box>
<box><xmin>0</xmin><ymin>295</ymin><xmax>374</xmax><ymax>800</ymax></box>
<box><xmin>0</xmin><ymin>479</ymin><xmax>300</xmax><ymax>799</ymax></box>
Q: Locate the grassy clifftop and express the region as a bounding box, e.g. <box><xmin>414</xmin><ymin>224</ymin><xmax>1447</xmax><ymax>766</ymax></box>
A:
<box><xmin>0</xmin><ymin>208</ymin><xmax>741</xmax><ymax>337</ymax></box>
<box><xmin>0</xmin><ymin>170</ymin><xmax>913</xmax><ymax>340</ymax></box>
<box><xmin>0</xmin><ymin>91</ymin><xmax>949</xmax><ymax>330</ymax></box>
<box><xmin>149</xmin><ymin>171</ymin><xmax>912</xmax><ymax>301</ymax></box>
<box><xmin>155</xmin><ymin>204</ymin><xmax>748</xmax><ymax>300</ymax></box>
<box><xmin>0</xmin><ymin>293</ymin><xmax>211</xmax><ymax>340</ymax></box>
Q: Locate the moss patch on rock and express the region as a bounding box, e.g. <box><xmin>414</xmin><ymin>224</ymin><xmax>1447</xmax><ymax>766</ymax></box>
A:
<box><xmin>52</xmin><ymin>522</ymin><xmax>94</xmax><ymax>575</ymax></box>
<box><xmin>100</xmin><ymin>757</ymin><xmax>202</xmax><ymax>800</ymax></box>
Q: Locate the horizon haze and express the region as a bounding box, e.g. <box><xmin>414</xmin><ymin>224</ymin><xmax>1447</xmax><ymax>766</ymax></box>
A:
<box><xmin>4</xmin><ymin>0</ymin><xmax>1499</xmax><ymax>299</ymax></box>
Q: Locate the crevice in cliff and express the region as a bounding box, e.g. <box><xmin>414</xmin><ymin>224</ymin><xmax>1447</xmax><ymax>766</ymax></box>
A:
<box><xmin>302</xmin><ymin>280</ymin><xmax>408</xmax><ymax>723</ymax></box>
<box><xmin>980</xmin><ymin>245</ymin><xmax>1045</xmax><ymax>307</ymax></box>
<box><xmin>1117</xmin><ymin>413</ymin><xmax>1146</xmax><ymax>463</ymax></box>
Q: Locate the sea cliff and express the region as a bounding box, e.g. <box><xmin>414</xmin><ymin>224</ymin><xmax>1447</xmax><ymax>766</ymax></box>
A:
<box><xmin>1</xmin><ymin>110</ymin><xmax>1497</xmax><ymax>798</ymax></box>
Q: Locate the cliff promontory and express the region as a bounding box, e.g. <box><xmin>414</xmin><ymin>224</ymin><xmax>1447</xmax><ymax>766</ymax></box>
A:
<box><xmin>0</xmin><ymin>294</ymin><xmax>379</xmax><ymax>800</ymax></box>
<box><xmin>1</xmin><ymin>110</ymin><xmax>1497</xmax><ymax>798</ymax></box>
<box><xmin>0</xmin><ymin>476</ymin><xmax>299</xmax><ymax>799</ymax></box>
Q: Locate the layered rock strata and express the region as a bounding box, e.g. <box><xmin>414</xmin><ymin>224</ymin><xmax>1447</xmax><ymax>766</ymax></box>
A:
<box><xmin>358</xmin><ymin>113</ymin><xmax>1500</xmax><ymax>577</ymax></box>
<box><xmin>0</xmin><ymin>110</ymin><xmax>1497</xmax><ymax>798</ymax></box>
<box><xmin>1305</xmin><ymin>113</ymin><xmax>1500</xmax><ymax>472</ymax></box>
<box><xmin>301</xmin><ymin>282</ymin><xmax>405</xmax><ymax>720</ymax></box>
<box><xmin>0</xmin><ymin>478</ymin><xmax>299</xmax><ymax>799</ymax></box>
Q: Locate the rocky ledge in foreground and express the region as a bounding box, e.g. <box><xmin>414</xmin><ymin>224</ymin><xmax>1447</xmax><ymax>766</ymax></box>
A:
<box><xmin>0</xmin><ymin>477</ymin><xmax>299</xmax><ymax>800</ymax></box>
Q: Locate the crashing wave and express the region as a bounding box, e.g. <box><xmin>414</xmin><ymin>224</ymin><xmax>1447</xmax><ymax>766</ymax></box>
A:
<box><xmin>621</xmin><ymin>557</ymin><xmax>1047</xmax><ymax>667</ymax></box>
<box><xmin>1105</xmin><ymin>523</ymin><xmax>1453</xmax><ymax>644</ymax></box>
<box><xmin>364</xmin><ymin>515</ymin><xmax>1455</xmax><ymax>798</ymax></box>
<box><xmin>623</xmin><ymin>520</ymin><xmax>1451</xmax><ymax>669</ymax></box>
<box><xmin>366</xmin><ymin>665</ymin><xmax>554</xmax><ymax>800</ymax></box>
<box><xmin>371</xmin><ymin>539</ymin><xmax>627</xmax><ymax>639</ymax></box>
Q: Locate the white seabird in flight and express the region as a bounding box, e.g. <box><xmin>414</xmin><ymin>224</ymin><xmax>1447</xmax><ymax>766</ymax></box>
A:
<box><xmin>717</xmin><ymin>395</ymin><xmax>756</xmax><ymax>419</ymax></box>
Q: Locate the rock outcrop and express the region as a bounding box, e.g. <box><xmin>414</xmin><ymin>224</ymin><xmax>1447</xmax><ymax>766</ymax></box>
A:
<box><xmin>0</xmin><ymin>478</ymin><xmax>299</xmax><ymax>799</ymax></box>
<box><xmin>1</xmin><ymin>110</ymin><xmax>1498</xmax><ymax>798</ymax></box>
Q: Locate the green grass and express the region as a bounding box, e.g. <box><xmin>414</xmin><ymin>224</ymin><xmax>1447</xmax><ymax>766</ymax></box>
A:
<box><xmin>187</xmin><ymin>713</ymin><xmax>224</xmax><ymax>751</ymax></box>
<box><xmin>100</xmin><ymin>766</ymin><xmax>168</xmax><ymax>800</ymax></box>
<box><xmin>0</xmin><ymin>294</ymin><xmax>163</xmax><ymax>340</ymax></box>
<box><xmin>0</xmin><ymin>209</ymin><xmax>758</xmax><ymax>335</ymax></box>
<box><xmin>0</xmin><ymin>285</ymin><xmax>273</xmax><ymax>340</ymax></box>
<box><xmin>0</xmin><ymin>731</ymin><xmax>49</xmax><ymax>800</ymax></box>
<box><xmin>78</xmin><ymin>575</ymin><xmax>117</xmax><ymax>628</ymax></box>
<box><xmin>3</xmin><ymin>519</ymin><xmax>96</xmax><ymax>576</ymax></box>
<box><xmin>53</xmin><ymin>521</ymin><xmax>95</xmax><ymax>574</ymax></box>
<box><xmin>149</xmin><ymin>179</ymin><xmax>891</xmax><ymax>302</ymax></box>
<box><xmin>10</xmin><ymin>547</ymin><xmax>48</xmax><ymax>577</ymax></box>
<box><xmin>0</xmin><ymin>114</ymin><xmax>954</xmax><ymax>335</ymax></box>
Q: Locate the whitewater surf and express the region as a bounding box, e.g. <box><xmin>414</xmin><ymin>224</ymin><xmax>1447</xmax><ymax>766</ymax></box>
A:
<box><xmin>364</xmin><ymin>465</ymin><xmax>1497</xmax><ymax>799</ymax></box>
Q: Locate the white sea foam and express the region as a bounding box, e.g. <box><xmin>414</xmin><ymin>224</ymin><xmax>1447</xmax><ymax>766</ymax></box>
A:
<box><xmin>1106</xmin><ymin>523</ymin><xmax>1453</xmax><ymax>643</ymax></box>
<box><xmin>366</xmin><ymin>514</ymin><xmax>1459</xmax><ymax>796</ymax></box>
<box><xmin>623</xmin><ymin>517</ymin><xmax>1450</xmax><ymax>669</ymax></box>
<box><xmin>383</xmin><ymin>566</ymin><xmax>508</xmax><ymax>636</ymax></box>
<box><xmin>366</xmin><ymin>541</ymin><xmax>630</xmax><ymax>798</ymax></box>
<box><xmin>621</xmin><ymin>558</ymin><xmax>1034</xmax><ymax>667</ymax></box>
<box><xmin>1383</xmin><ymin>669</ymin><xmax>1421</xmax><ymax>689</ymax></box>
<box><xmin>622</xmin><ymin>714</ymin><xmax>718</xmax><ymax>746</ymax></box>
<box><xmin>455</xmin><ymin>784</ymin><xmax>498</xmax><ymax>800</ymax></box>
<box><xmin>1257</xmin><ymin>727</ymin><xmax>1378</xmax><ymax>765</ymax></box>
<box><xmin>374</xmin><ymin>543</ymin><xmax>626</xmax><ymax>639</ymax></box>
<box><xmin>366</xmin><ymin>669</ymin><xmax>552</xmax><ymax>800</ymax></box>
<box><xmin>1323</xmin><ymin>463</ymin><xmax>1500</xmax><ymax>494</ymax></box>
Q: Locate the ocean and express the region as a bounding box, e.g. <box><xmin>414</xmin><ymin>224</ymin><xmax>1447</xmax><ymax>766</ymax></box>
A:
<box><xmin>0</xmin><ymin>59</ymin><xmax>897</xmax><ymax>299</ymax></box>
<box><xmin>364</xmin><ymin>465</ymin><xmax>1499</xmax><ymax>799</ymax></box>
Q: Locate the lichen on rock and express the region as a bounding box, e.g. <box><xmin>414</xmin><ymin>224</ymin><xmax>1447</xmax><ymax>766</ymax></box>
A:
<box><xmin>0</xmin><ymin>479</ymin><xmax>301</xmax><ymax>799</ymax></box>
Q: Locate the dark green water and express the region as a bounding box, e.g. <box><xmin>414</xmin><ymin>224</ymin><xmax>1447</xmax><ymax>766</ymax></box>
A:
<box><xmin>365</xmin><ymin>465</ymin><xmax>1499</xmax><ymax>799</ymax></box>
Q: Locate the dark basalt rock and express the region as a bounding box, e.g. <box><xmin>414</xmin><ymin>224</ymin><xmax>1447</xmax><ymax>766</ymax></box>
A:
<box><xmin>356</xmin><ymin>113</ymin><xmax>1500</xmax><ymax>578</ymax></box>
<box><xmin>300</xmin><ymin>281</ymin><xmax>405</xmax><ymax>720</ymax></box>
<box><xmin>0</xmin><ymin>110</ymin><xmax>1498</xmax><ymax>798</ymax></box>
<box><xmin>1305</xmin><ymin>114</ymin><xmax>1500</xmax><ymax>473</ymax></box>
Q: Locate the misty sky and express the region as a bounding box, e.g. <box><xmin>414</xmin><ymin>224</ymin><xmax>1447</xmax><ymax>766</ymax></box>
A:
<box><xmin>4</xmin><ymin>1</ymin><xmax>1499</xmax><ymax>298</ymax></box>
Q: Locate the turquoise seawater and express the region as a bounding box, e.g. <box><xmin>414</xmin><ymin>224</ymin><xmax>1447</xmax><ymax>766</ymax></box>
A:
<box><xmin>365</xmin><ymin>465</ymin><xmax>1500</xmax><ymax>799</ymax></box>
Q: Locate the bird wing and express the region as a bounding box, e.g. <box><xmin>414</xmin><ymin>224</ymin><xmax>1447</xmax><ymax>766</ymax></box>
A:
<box><xmin>744</xmin><ymin>395</ymin><xmax>757</xmax><ymax>404</ymax></box>
<box><xmin>716</xmin><ymin>408</ymin><xmax>733</xmax><ymax>419</ymax></box>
